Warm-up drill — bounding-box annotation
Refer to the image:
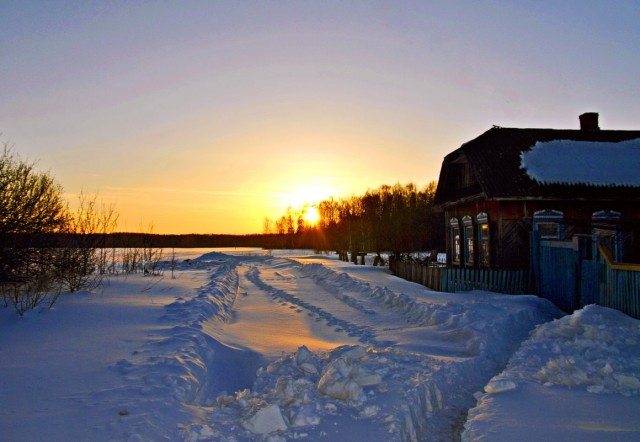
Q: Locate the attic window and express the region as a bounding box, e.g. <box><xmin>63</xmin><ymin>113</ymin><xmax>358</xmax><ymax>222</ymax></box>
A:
<box><xmin>446</xmin><ymin>157</ymin><xmax>477</xmax><ymax>190</ymax></box>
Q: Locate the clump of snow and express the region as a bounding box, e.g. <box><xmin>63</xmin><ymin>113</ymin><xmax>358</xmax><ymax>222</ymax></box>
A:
<box><xmin>241</xmin><ymin>403</ymin><xmax>288</xmax><ymax>434</ymax></box>
<box><xmin>503</xmin><ymin>305</ymin><xmax>640</xmax><ymax>395</ymax></box>
<box><xmin>521</xmin><ymin>138</ymin><xmax>640</xmax><ymax>186</ymax></box>
<box><xmin>484</xmin><ymin>378</ymin><xmax>517</xmax><ymax>393</ymax></box>
<box><xmin>463</xmin><ymin>305</ymin><xmax>640</xmax><ymax>441</ymax></box>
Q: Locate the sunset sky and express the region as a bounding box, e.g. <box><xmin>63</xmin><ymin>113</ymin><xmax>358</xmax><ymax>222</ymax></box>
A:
<box><xmin>2</xmin><ymin>1</ymin><xmax>639</xmax><ymax>234</ymax></box>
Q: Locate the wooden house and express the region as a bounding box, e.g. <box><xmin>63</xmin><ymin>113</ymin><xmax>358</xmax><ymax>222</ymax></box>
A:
<box><xmin>434</xmin><ymin>113</ymin><xmax>640</xmax><ymax>269</ymax></box>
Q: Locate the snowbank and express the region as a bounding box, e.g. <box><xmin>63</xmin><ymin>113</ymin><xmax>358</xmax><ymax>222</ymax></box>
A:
<box><xmin>463</xmin><ymin>305</ymin><xmax>640</xmax><ymax>441</ymax></box>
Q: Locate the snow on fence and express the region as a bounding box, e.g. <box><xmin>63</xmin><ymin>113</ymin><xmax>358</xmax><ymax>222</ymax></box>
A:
<box><xmin>392</xmin><ymin>261</ymin><xmax>528</xmax><ymax>295</ymax></box>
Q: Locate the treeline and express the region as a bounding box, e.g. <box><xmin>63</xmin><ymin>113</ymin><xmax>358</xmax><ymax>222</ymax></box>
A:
<box><xmin>2</xmin><ymin>232</ymin><xmax>288</xmax><ymax>249</ymax></box>
<box><xmin>266</xmin><ymin>182</ymin><xmax>444</xmax><ymax>257</ymax></box>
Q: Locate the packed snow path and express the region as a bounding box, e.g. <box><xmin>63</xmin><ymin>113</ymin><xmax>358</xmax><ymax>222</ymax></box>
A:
<box><xmin>186</xmin><ymin>252</ymin><xmax>561</xmax><ymax>441</ymax></box>
<box><xmin>0</xmin><ymin>251</ymin><xmax>563</xmax><ymax>441</ymax></box>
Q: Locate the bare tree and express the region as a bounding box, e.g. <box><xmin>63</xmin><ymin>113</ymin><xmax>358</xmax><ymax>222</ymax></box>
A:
<box><xmin>141</xmin><ymin>223</ymin><xmax>162</xmax><ymax>276</ymax></box>
<box><xmin>0</xmin><ymin>144</ymin><xmax>69</xmax><ymax>315</ymax></box>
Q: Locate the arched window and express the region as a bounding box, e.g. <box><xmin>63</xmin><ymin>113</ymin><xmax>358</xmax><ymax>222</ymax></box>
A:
<box><xmin>592</xmin><ymin>210</ymin><xmax>622</xmax><ymax>262</ymax></box>
<box><xmin>533</xmin><ymin>210</ymin><xmax>563</xmax><ymax>240</ymax></box>
<box><xmin>477</xmin><ymin>212</ymin><xmax>489</xmax><ymax>267</ymax></box>
<box><xmin>450</xmin><ymin>218</ymin><xmax>461</xmax><ymax>264</ymax></box>
<box><xmin>462</xmin><ymin>216</ymin><xmax>474</xmax><ymax>265</ymax></box>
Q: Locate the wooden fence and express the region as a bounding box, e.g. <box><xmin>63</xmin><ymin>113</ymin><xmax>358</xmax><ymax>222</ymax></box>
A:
<box><xmin>531</xmin><ymin>235</ymin><xmax>640</xmax><ymax>319</ymax></box>
<box><xmin>392</xmin><ymin>261</ymin><xmax>528</xmax><ymax>295</ymax></box>
<box><xmin>391</xmin><ymin>235</ymin><xmax>640</xmax><ymax>319</ymax></box>
<box><xmin>592</xmin><ymin>245</ymin><xmax>640</xmax><ymax>319</ymax></box>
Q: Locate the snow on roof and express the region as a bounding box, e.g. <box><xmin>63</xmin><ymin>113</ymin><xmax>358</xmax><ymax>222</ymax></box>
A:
<box><xmin>520</xmin><ymin>138</ymin><xmax>640</xmax><ymax>186</ymax></box>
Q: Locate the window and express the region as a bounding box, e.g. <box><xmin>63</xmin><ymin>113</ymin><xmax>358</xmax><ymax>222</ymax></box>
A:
<box><xmin>462</xmin><ymin>216</ymin><xmax>474</xmax><ymax>265</ymax></box>
<box><xmin>477</xmin><ymin>212</ymin><xmax>489</xmax><ymax>267</ymax></box>
<box><xmin>533</xmin><ymin>210</ymin><xmax>563</xmax><ymax>240</ymax></box>
<box><xmin>450</xmin><ymin>218</ymin><xmax>461</xmax><ymax>264</ymax></box>
<box><xmin>537</xmin><ymin>222</ymin><xmax>560</xmax><ymax>239</ymax></box>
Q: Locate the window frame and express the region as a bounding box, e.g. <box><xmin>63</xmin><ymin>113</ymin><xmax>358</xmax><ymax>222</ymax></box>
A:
<box><xmin>533</xmin><ymin>210</ymin><xmax>564</xmax><ymax>240</ymax></box>
<box><xmin>477</xmin><ymin>212</ymin><xmax>490</xmax><ymax>267</ymax></box>
<box><xmin>450</xmin><ymin>218</ymin><xmax>461</xmax><ymax>264</ymax></box>
<box><xmin>462</xmin><ymin>215</ymin><xmax>474</xmax><ymax>265</ymax></box>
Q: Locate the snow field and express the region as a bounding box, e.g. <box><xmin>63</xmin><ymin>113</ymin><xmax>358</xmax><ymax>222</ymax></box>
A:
<box><xmin>5</xmin><ymin>250</ymin><xmax>637</xmax><ymax>441</ymax></box>
<box><xmin>181</xmin><ymin>255</ymin><xmax>561</xmax><ymax>441</ymax></box>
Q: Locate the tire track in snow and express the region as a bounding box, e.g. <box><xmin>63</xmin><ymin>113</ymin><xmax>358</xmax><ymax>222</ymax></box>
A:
<box><xmin>301</xmin><ymin>263</ymin><xmax>466</xmax><ymax>328</ymax></box>
<box><xmin>244</xmin><ymin>264</ymin><xmax>381</xmax><ymax>345</ymax></box>
<box><xmin>270</xmin><ymin>259</ymin><xmax>378</xmax><ymax>316</ymax></box>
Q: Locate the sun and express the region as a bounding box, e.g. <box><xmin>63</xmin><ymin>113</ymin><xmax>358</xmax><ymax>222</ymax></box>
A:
<box><xmin>303</xmin><ymin>206</ymin><xmax>320</xmax><ymax>225</ymax></box>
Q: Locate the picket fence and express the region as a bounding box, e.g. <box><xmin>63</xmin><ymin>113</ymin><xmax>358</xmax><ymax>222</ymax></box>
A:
<box><xmin>392</xmin><ymin>261</ymin><xmax>528</xmax><ymax>295</ymax></box>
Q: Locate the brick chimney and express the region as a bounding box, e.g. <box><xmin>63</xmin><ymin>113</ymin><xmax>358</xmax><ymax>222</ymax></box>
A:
<box><xmin>579</xmin><ymin>112</ymin><xmax>600</xmax><ymax>131</ymax></box>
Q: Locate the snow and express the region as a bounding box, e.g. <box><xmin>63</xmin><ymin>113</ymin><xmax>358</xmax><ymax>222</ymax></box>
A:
<box><xmin>520</xmin><ymin>138</ymin><xmax>640</xmax><ymax>186</ymax></box>
<box><xmin>463</xmin><ymin>304</ymin><xmax>640</xmax><ymax>441</ymax></box>
<box><xmin>1</xmin><ymin>250</ymin><xmax>638</xmax><ymax>441</ymax></box>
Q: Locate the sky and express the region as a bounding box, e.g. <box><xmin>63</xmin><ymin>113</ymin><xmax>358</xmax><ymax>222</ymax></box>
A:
<box><xmin>2</xmin><ymin>1</ymin><xmax>639</xmax><ymax>234</ymax></box>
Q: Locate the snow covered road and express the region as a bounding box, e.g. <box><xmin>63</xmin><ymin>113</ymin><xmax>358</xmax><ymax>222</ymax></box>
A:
<box><xmin>8</xmin><ymin>250</ymin><xmax>638</xmax><ymax>441</ymax></box>
<box><xmin>175</xmin><ymin>252</ymin><xmax>561</xmax><ymax>441</ymax></box>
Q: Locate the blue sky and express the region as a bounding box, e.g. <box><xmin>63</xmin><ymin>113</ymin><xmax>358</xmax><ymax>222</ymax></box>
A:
<box><xmin>2</xmin><ymin>1</ymin><xmax>639</xmax><ymax>233</ymax></box>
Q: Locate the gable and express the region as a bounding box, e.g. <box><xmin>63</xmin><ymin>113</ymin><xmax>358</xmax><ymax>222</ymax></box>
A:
<box><xmin>435</xmin><ymin>151</ymin><xmax>482</xmax><ymax>205</ymax></box>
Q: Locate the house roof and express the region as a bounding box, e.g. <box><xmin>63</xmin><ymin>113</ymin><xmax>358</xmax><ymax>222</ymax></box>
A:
<box><xmin>434</xmin><ymin>126</ymin><xmax>640</xmax><ymax>206</ymax></box>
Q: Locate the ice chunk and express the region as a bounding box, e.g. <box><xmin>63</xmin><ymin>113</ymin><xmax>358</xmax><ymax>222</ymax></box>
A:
<box><xmin>241</xmin><ymin>404</ymin><xmax>288</xmax><ymax>434</ymax></box>
<box><xmin>352</xmin><ymin>370</ymin><xmax>382</xmax><ymax>387</ymax></box>
<box><xmin>587</xmin><ymin>385</ymin><xmax>605</xmax><ymax>394</ymax></box>
<box><xmin>360</xmin><ymin>405</ymin><xmax>380</xmax><ymax>418</ymax></box>
<box><xmin>296</xmin><ymin>345</ymin><xmax>313</xmax><ymax>365</ymax></box>
<box><xmin>614</xmin><ymin>374</ymin><xmax>640</xmax><ymax>389</ymax></box>
<box><xmin>275</xmin><ymin>376</ymin><xmax>295</xmax><ymax>403</ymax></box>
<box><xmin>298</xmin><ymin>362</ymin><xmax>318</xmax><ymax>376</ymax></box>
<box><xmin>484</xmin><ymin>378</ymin><xmax>516</xmax><ymax>393</ymax></box>
<box><xmin>289</xmin><ymin>404</ymin><xmax>321</xmax><ymax>427</ymax></box>
<box><xmin>318</xmin><ymin>376</ymin><xmax>364</xmax><ymax>401</ymax></box>
<box><xmin>341</xmin><ymin>346</ymin><xmax>367</xmax><ymax>362</ymax></box>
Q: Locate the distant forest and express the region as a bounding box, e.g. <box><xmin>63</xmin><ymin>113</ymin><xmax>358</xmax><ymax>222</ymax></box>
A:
<box><xmin>264</xmin><ymin>182</ymin><xmax>443</xmax><ymax>257</ymax></box>
<box><xmin>4</xmin><ymin>182</ymin><xmax>442</xmax><ymax>257</ymax></box>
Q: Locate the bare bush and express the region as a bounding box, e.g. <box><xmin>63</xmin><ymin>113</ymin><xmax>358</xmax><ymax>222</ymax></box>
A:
<box><xmin>0</xmin><ymin>143</ymin><xmax>120</xmax><ymax>315</ymax></box>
